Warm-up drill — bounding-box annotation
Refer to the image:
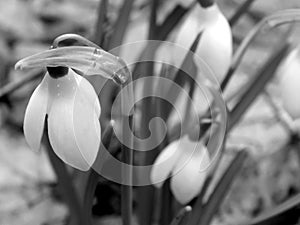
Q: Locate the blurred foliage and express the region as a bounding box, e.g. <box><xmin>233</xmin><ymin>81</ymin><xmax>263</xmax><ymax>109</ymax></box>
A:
<box><xmin>1</xmin><ymin>0</ymin><xmax>300</xmax><ymax>225</ymax></box>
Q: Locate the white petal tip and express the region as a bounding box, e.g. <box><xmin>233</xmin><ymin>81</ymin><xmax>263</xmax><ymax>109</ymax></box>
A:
<box><xmin>185</xmin><ymin>206</ymin><xmax>192</xmax><ymax>212</ymax></box>
<box><xmin>26</xmin><ymin>142</ymin><xmax>41</xmax><ymax>153</ymax></box>
<box><xmin>58</xmin><ymin>155</ymin><xmax>91</xmax><ymax>171</ymax></box>
<box><xmin>73</xmin><ymin>165</ymin><xmax>91</xmax><ymax>171</ymax></box>
<box><xmin>15</xmin><ymin>61</ymin><xmax>23</xmax><ymax>70</ymax></box>
<box><xmin>152</xmin><ymin>181</ymin><xmax>164</xmax><ymax>189</ymax></box>
<box><xmin>110</xmin><ymin>120</ymin><xmax>116</xmax><ymax>126</ymax></box>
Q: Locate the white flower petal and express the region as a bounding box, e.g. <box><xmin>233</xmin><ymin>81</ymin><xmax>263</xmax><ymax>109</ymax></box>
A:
<box><xmin>195</xmin><ymin>11</ymin><xmax>232</xmax><ymax>80</ymax></box>
<box><xmin>23</xmin><ymin>75</ymin><xmax>48</xmax><ymax>152</ymax></box>
<box><xmin>278</xmin><ymin>48</ymin><xmax>300</xmax><ymax>119</ymax></box>
<box><xmin>174</xmin><ymin>4</ymin><xmax>232</xmax><ymax>80</ymax></box>
<box><xmin>170</xmin><ymin>136</ymin><xmax>210</xmax><ymax>204</ymax></box>
<box><xmin>47</xmin><ymin>70</ymin><xmax>100</xmax><ymax>171</ymax></box>
<box><xmin>150</xmin><ymin>138</ymin><xmax>182</xmax><ymax>188</ymax></box>
<box><xmin>73</xmin><ymin>73</ymin><xmax>101</xmax><ymax>166</ymax></box>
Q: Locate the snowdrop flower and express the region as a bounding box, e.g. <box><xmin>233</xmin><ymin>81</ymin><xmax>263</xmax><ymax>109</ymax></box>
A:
<box><xmin>151</xmin><ymin>135</ymin><xmax>210</xmax><ymax>204</ymax></box>
<box><xmin>277</xmin><ymin>46</ymin><xmax>300</xmax><ymax>120</ymax></box>
<box><xmin>174</xmin><ymin>0</ymin><xmax>232</xmax><ymax>80</ymax></box>
<box><xmin>15</xmin><ymin>45</ymin><xmax>129</xmax><ymax>171</ymax></box>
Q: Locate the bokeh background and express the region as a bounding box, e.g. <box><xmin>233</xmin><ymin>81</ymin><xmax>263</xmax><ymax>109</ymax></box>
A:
<box><xmin>1</xmin><ymin>0</ymin><xmax>300</xmax><ymax>224</ymax></box>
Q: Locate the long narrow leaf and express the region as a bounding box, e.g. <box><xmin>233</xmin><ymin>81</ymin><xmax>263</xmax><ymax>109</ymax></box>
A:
<box><xmin>161</xmin><ymin>31</ymin><xmax>203</xmax><ymax>121</ymax></box>
<box><xmin>93</xmin><ymin>0</ymin><xmax>108</xmax><ymax>47</ymax></box>
<box><xmin>0</xmin><ymin>71</ymin><xmax>42</xmax><ymax>99</ymax></box>
<box><xmin>170</xmin><ymin>206</ymin><xmax>192</xmax><ymax>225</ymax></box>
<box><xmin>243</xmin><ymin>193</ymin><xmax>300</xmax><ymax>225</ymax></box>
<box><xmin>229</xmin><ymin>0</ymin><xmax>256</xmax><ymax>27</ymax></box>
<box><xmin>160</xmin><ymin>179</ymin><xmax>173</xmax><ymax>225</ymax></box>
<box><xmin>228</xmin><ymin>43</ymin><xmax>290</xmax><ymax>131</ymax></box>
<box><xmin>222</xmin><ymin>9</ymin><xmax>300</xmax><ymax>91</ymax></box>
<box><xmin>156</xmin><ymin>4</ymin><xmax>191</xmax><ymax>41</ymax></box>
<box><xmin>187</xmin><ymin>143</ymin><xmax>227</xmax><ymax>225</ymax></box>
<box><xmin>149</xmin><ymin>0</ymin><xmax>159</xmax><ymax>40</ymax></box>
<box><xmin>109</xmin><ymin>0</ymin><xmax>135</xmax><ymax>51</ymax></box>
<box><xmin>196</xmin><ymin>150</ymin><xmax>249</xmax><ymax>225</ymax></box>
<box><xmin>132</xmin><ymin>2</ymin><xmax>193</xmax><ymax>80</ymax></box>
<box><xmin>77</xmin><ymin>122</ymin><xmax>116</xmax><ymax>225</ymax></box>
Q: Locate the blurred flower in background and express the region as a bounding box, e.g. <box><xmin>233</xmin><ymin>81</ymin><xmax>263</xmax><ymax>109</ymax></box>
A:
<box><xmin>151</xmin><ymin>136</ymin><xmax>210</xmax><ymax>204</ymax></box>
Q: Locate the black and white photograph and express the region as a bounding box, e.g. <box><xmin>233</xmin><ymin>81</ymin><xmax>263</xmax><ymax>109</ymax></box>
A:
<box><xmin>0</xmin><ymin>0</ymin><xmax>300</xmax><ymax>224</ymax></box>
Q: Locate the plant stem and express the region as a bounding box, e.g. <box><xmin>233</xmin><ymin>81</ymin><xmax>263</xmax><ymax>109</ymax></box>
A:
<box><xmin>94</xmin><ymin>0</ymin><xmax>108</xmax><ymax>47</ymax></box>
<box><xmin>160</xmin><ymin>179</ymin><xmax>173</xmax><ymax>225</ymax></box>
<box><xmin>170</xmin><ymin>206</ymin><xmax>192</xmax><ymax>225</ymax></box>
<box><xmin>0</xmin><ymin>71</ymin><xmax>42</xmax><ymax>99</ymax></box>
<box><xmin>196</xmin><ymin>150</ymin><xmax>249</xmax><ymax>225</ymax></box>
<box><xmin>43</xmin><ymin>125</ymin><xmax>87</xmax><ymax>225</ymax></box>
<box><xmin>222</xmin><ymin>9</ymin><xmax>300</xmax><ymax>91</ymax></box>
<box><xmin>109</xmin><ymin>0</ymin><xmax>134</xmax><ymax>52</ymax></box>
<box><xmin>243</xmin><ymin>192</ymin><xmax>300</xmax><ymax>225</ymax></box>
<box><xmin>228</xmin><ymin>43</ymin><xmax>290</xmax><ymax>130</ymax></box>
<box><xmin>121</xmin><ymin>79</ymin><xmax>134</xmax><ymax>225</ymax></box>
<box><xmin>229</xmin><ymin>0</ymin><xmax>256</xmax><ymax>26</ymax></box>
<box><xmin>121</xmin><ymin>145</ymin><xmax>133</xmax><ymax>225</ymax></box>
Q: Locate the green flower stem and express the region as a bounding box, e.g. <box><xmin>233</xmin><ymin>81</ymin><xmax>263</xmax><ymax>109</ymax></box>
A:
<box><xmin>196</xmin><ymin>150</ymin><xmax>249</xmax><ymax>225</ymax></box>
<box><xmin>121</xmin><ymin>79</ymin><xmax>134</xmax><ymax>225</ymax></box>
<box><xmin>108</xmin><ymin>0</ymin><xmax>134</xmax><ymax>52</ymax></box>
<box><xmin>170</xmin><ymin>206</ymin><xmax>192</xmax><ymax>225</ymax></box>
<box><xmin>159</xmin><ymin>179</ymin><xmax>173</xmax><ymax>225</ymax></box>
<box><xmin>52</xmin><ymin>34</ymin><xmax>99</xmax><ymax>49</ymax></box>
<box><xmin>228</xmin><ymin>43</ymin><xmax>290</xmax><ymax>130</ymax></box>
<box><xmin>136</xmin><ymin>4</ymin><xmax>161</xmax><ymax>218</ymax></box>
<box><xmin>229</xmin><ymin>0</ymin><xmax>256</xmax><ymax>27</ymax></box>
<box><xmin>93</xmin><ymin>0</ymin><xmax>108</xmax><ymax>47</ymax></box>
<box><xmin>121</xmin><ymin>145</ymin><xmax>133</xmax><ymax>225</ymax></box>
<box><xmin>222</xmin><ymin>9</ymin><xmax>300</xmax><ymax>91</ymax></box>
<box><xmin>137</xmin><ymin>62</ymin><xmax>158</xmax><ymax>225</ymax></box>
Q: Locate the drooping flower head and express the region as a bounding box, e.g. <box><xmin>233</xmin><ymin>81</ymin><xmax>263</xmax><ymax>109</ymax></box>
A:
<box><xmin>16</xmin><ymin>39</ymin><xmax>130</xmax><ymax>171</ymax></box>
<box><xmin>151</xmin><ymin>135</ymin><xmax>210</xmax><ymax>204</ymax></box>
<box><xmin>174</xmin><ymin>0</ymin><xmax>232</xmax><ymax>80</ymax></box>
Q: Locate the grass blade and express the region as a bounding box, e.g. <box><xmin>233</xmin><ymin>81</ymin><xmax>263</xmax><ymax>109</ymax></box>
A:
<box><xmin>132</xmin><ymin>2</ymin><xmax>192</xmax><ymax>80</ymax></box>
<box><xmin>161</xmin><ymin>31</ymin><xmax>203</xmax><ymax>120</ymax></box>
<box><xmin>149</xmin><ymin>0</ymin><xmax>159</xmax><ymax>40</ymax></box>
<box><xmin>156</xmin><ymin>4</ymin><xmax>192</xmax><ymax>41</ymax></box>
<box><xmin>222</xmin><ymin>9</ymin><xmax>300</xmax><ymax>91</ymax></box>
<box><xmin>243</xmin><ymin>193</ymin><xmax>300</xmax><ymax>225</ymax></box>
<box><xmin>0</xmin><ymin>71</ymin><xmax>42</xmax><ymax>99</ymax></box>
<box><xmin>93</xmin><ymin>0</ymin><xmax>108</xmax><ymax>47</ymax></box>
<box><xmin>228</xmin><ymin>43</ymin><xmax>290</xmax><ymax>130</ymax></box>
<box><xmin>159</xmin><ymin>179</ymin><xmax>174</xmax><ymax>225</ymax></box>
<box><xmin>187</xmin><ymin>143</ymin><xmax>226</xmax><ymax>225</ymax></box>
<box><xmin>195</xmin><ymin>150</ymin><xmax>249</xmax><ymax>225</ymax></box>
<box><xmin>170</xmin><ymin>206</ymin><xmax>192</xmax><ymax>225</ymax></box>
<box><xmin>109</xmin><ymin>0</ymin><xmax>135</xmax><ymax>51</ymax></box>
<box><xmin>229</xmin><ymin>0</ymin><xmax>256</xmax><ymax>27</ymax></box>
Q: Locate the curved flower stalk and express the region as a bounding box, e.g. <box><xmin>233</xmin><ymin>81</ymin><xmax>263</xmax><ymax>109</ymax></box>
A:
<box><xmin>225</xmin><ymin>10</ymin><xmax>300</xmax><ymax>85</ymax></box>
<box><xmin>15</xmin><ymin>46</ymin><xmax>130</xmax><ymax>85</ymax></box>
<box><xmin>277</xmin><ymin>46</ymin><xmax>300</xmax><ymax>128</ymax></box>
<box><xmin>151</xmin><ymin>135</ymin><xmax>210</xmax><ymax>204</ymax></box>
<box><xmin>174</xmin><ymin>0</ymin><xmax>232</xmax><ymax>80</ymax></box>
<box><xmin>15</xmin><ymin>42</ymin><xmax>131</xmax><ymax>171</ymax></box>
